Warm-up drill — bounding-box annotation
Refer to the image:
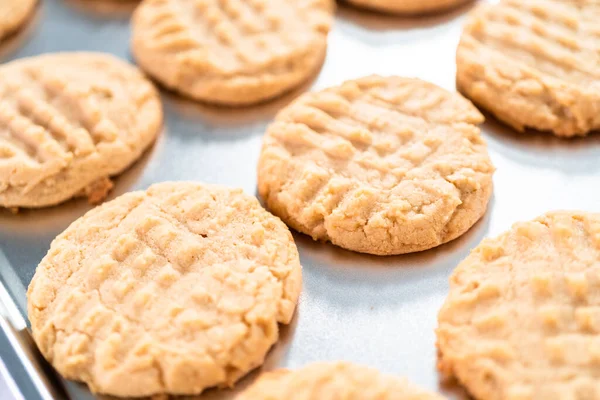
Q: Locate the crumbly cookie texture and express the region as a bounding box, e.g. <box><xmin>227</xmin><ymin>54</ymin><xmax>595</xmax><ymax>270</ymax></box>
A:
<box><xmin>131</xmin><ymin>0</ymin><xmax>334</xmax><ymax>106</ymax></box>
<box><xmin>27</xmin><ymin>182</ymin><xmax>302</xmax><ymax>397</ymax></box>
<box><xmin>438</xmin><ymin>211</ymin><xmax>600</xmax><ymax>400</ymax></box>
<box><xmin>0</xmin><ymin>52</ymin><xmax>162</xmax><ymax>208</ymax></box>
<box><xmin>236</xmin><ymin>361</ymin><xmax>445</xmax><ymax>400</ymax></box>
<box><xmin>457</xmin><ymin>0</ymin><xmax>600</xmax><ymax>137</ymax></box>
<box><xmin>258</xmin><ymin>75</ymin><xmax>495</xmax><ymax>255</ymax></box>
<box><xmin>0</xmin><ymin>0</ymin><xmax>36</xmax><ymax>40</ymax></box>
<box><xmin>345</xmin><ymin>0</ymin><xmax>470</xmax><ymax>15</ymax></box>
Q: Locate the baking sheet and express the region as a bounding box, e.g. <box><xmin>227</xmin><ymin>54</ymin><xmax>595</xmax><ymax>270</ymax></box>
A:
<box><xmin>1</xmin><ymin>0</ymin><xmax>600</xmax><ymax>399</ymax></box>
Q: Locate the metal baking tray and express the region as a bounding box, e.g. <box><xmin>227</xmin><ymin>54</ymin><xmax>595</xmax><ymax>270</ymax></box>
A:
<box><xmin>2</xmin><ymin>0</ymin><xmax>600</xmax><ymax>399</ymax></box>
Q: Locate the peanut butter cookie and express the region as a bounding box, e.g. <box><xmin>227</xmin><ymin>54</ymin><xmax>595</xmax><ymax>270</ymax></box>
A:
<box><xmin>237</xmin><ymin>362</ymin><xmax>445</xmax><ymax>400</ymax></box>
<box><xmin>258</xmin><ymin>75</ymin><xmax>494</xmax><ymax>255</ymax></box>
<box><xmin>0</xmin><ymin>52</ymin><xmax>162</xmax><ymax>208</ymax></box>
<box><xmin>438</xmin><ymin>211</ymin><xmax>600</xmax><ymax>400</ymax></box>
<box><xmin>131</xmin><ymin>0</ymin><xmax>334</xmax><ymax>106</ymax></box>
<box><xmin>27</xmin><ymin>182</ymin><xmax>302</xmax><ymax>397</ymax></box>
<box><xmin>457</xmin><ymin>0</ymin><xmax>600</xmax><ymax>137</ymax></box>
<box><xmin>345</xmin><ymin>0</ymin><xmax>470</xmax><ymax>15</ymax></box>
<box><xmin>0</xmin><ymin>0</ymin><xmax>36</xmax><ymax>41</ymax></box>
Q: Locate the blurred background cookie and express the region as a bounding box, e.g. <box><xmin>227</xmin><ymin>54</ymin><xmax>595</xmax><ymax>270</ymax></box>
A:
<box><xmin>0</xmin><ymin>52</ymin><xmax>162</xmax><ymax>209</ymax></box>
<box><xmin>0</xmin><ymin>0</ymin><xmax>36</xmax><ymax>41</ymax></box>
<box><xmin>457</xmin><ymin>0</ymin><xmax>600</xmax><ymax>137</ymax></box>
<box><xmin>131</xmin><ymin>0</ymin><xmax>335</xmax><ymax>106</ymax></box>
<box><xmin>237</xmin><ymin>361</ymin><xmax>445</xmax><ymax>399</ymax></box>
<box><xmin>343</xmin><ymin>0</ymin><xmax>472</xmax><ymax>15</ymax></box>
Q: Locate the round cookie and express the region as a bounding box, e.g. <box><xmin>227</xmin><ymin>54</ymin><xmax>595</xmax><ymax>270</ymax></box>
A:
<box><xmin>457</xmin><ymin>0</ymin><xmax>600</xmax><ymax>137</ymax></box>
<box><xmin>0</xmin><ymin>52</ymin><xmax>162</xmax><ymax>208</ymax></box>
<box><xmin>131</xmin><ymin>0</ymin><xmax>334</xmax><ymax>106</ymax></box>
<box><xmin>344</xmin><ymin>0</ymin><xmax>470</xmax><ymax>15</ymax></box>
<box><xmin>237</xmin><ymin>361</ymin><xmax>445</xmax><ymax>400</ymax></box>
<box><xmin>437</xmin><ymin>211</ymin><xmax>600</xmax><ymax>400</ymax></box>
<box><xmin>257</xmin><ymin>75</ymin><xmax>495</xmax><ymax>255</ymax></box>
<box><xmin>27</xmin><ymin>182</ymin><xmax>302</xmax><ymax>397</ymax></box>
<box><xmin>0</xmin><ymin>0</ymin><xmax>36</xmax><ymax>41</ymax></box>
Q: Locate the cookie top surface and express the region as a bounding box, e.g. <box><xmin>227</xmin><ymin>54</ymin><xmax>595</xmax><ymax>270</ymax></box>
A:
<box><xmin>27</xmin><ymin>182</ymin><xmax>302</xmax><ymax>397</ymax></box>
<box><xmin>0</xmin><ymin>0</ymin><xmax>36</xmax><ymax>40</ymax></box>
<box><xmin>131</xmin><ymin>0</ymin><xmax>334</xmax><ymax>105</ymax></box>
<box><xmin>258</xmin><ymin>75</ymin><xmax>494</xmax><ymax>255</ymax></box>
<box><xmin>438</xmin><ymin>211</ymin><xmax>600</xmax><ymax>400</ymax></box>
<box><xmin>457</xmin><ymin>0</ymin><xmax>600</xmax><ymax>137</ymax></box>
<box><xmin>0</xmin><ymin>52</ymin><xmax>162</xmax><ymax>208</ymax></box>
<box><xmin>345</xmin><ymin>0</ymin><xmax>469</xmax><ymax>14</ymax></box>
<box><xmin>236</xmin><ymin>362</ymin><xmax>445</xmax><ymax>400</ymax></box>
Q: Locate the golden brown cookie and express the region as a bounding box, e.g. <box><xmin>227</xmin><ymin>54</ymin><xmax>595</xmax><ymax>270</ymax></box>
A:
<box><xmin>131</xmin><ymin>0</ymin><xmax>334</xmax><ymax>106</ymax></box>
<box><xmin>0</xmin><ymin>0</ymin><xmax>36</xmax><ymax>41</ymax></box>
<box><xmin>258</xmin><ymin>75</ymin><xmax>495</xmax><ymax>255</ymax></box>
<box><xmin>27</xmin><ymin>182</ymin><xmax>302</xmax><ymax>397</ymax></box>
<box><xmin>0</xmin><ymin>52</ymin><xmax>162</xmax><ymax>209</ymax></box>
<box><xmin>236</xmin><ymin>362</ymin><xmax>445</xmax><ymax>400</ymax></box>
<box><xmin>345</xmin><ymin>0</ymin><xmax>470</xmax><ymax>15</ymax></box>
<box><xmin>457</xmin><ymin>0</ymin><xmax>600</xmax><ymax>137</ymax></box>
<box><xmin>438</xmin><ymin>211</ymin><xmax>600</xmax><ymax>400</ymax></box>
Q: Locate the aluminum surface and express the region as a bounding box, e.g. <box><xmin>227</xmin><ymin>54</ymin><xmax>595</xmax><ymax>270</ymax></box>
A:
<box><xmin>1</xmin><ymin>0</ymin><xmax>600</xmax><ymax>399</ymax></box>
<box><xmin>0</xmin><ymin>277</ymin><xmax>67</xmax><ymax>400</ymax></box>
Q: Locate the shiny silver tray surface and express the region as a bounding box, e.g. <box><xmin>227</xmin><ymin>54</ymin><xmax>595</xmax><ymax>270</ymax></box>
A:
<box><xmin>1</xmin><ymin>0</ymin><xmax>600</xmax><ymax>399</ymax></box>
